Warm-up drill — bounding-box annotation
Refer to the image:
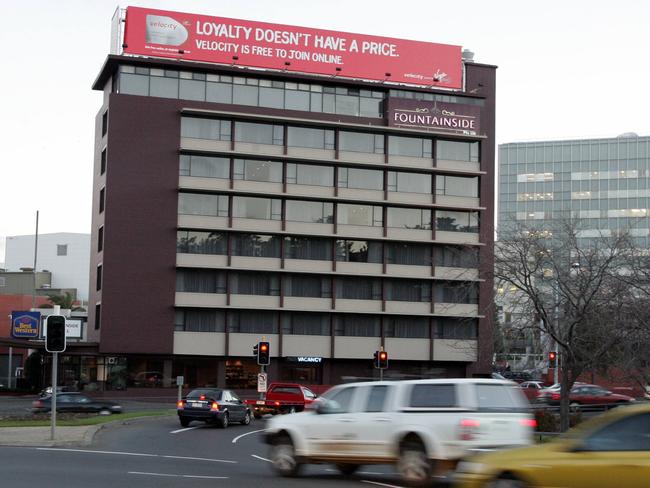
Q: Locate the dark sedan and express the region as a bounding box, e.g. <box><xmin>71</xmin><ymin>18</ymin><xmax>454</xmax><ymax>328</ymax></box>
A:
<box><xmin>539</xmin><ymin>384</ymin><xmax>635</xmax><ymax>408</ymax></box>
<box><xmin>32</xmin><ymin>393</ymin><xmax>122</xmax><ymax>414</ymax></box>
<box><xmin>177</xmin><ymin>388</ymin><xmax>252</xmax><ymax>428</ymax></box>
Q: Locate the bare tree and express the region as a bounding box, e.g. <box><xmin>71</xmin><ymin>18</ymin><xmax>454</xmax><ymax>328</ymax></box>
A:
<box><xmin>494</xmin><ymin>218</ymin><xmax>639</xmax><ymax>431</ymax></box>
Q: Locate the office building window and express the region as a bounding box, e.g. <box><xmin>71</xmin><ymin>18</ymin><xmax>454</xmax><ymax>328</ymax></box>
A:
<box><xmin>179</xmin><ymin>71</ymin><xmax>207</xmax><ymax>101</ymax></box>
<box><xmin>228</xmin><ymin>310</ymin><xmax>279</xmax><ymax>334</ymax></box>
<box><xmin>435</xmin><ymin>246</ymin><xmax>479</xmax><ymax>268</ymax></box>
<box><xmin>174</xmin><ymin>309</ymin><xmax>226</xmax><ymax>332</ymax></box>
<box><xmin>436</xmin><ymin>210</ymin><xmax>479</xmax><ymax>233</ymax></box>
<box><xmin>95</xmin><ymin>304</ymin><xmax>101</xmax><ymax>330</ymax></box>
<box><xmin>96</xmin><ymin>265</ymin><xmax>103</xmax><ymax>291</ymax></box>
<box><xmin>101</xmin><ymin>111</ymin><xmax>108</xmax><ymax>136</ymax></box>
<box><xmin>181</xmin><ymin>117</ymin><xmax>231</xmax><ymax>140</ymax></box>
<box><xmin>334</xmin><ymin>314</ymin><xmax>381</xmax><ymax>336</ymax></box>
<box><xmin>281</xmin><ymin>312</ymin><xmax>330</xmax><ymax>335</ymax></box>
<box><xmin>99</xmin><ymin>188</ymin><xmax>105</xmax><ymax>213</ymax></box>
<box><xmin>230</xmin><ymin>271</ymin><xmax>280</xmax><ymax>296</ymax></box>
<box><xmin>434</xmin><ymin>318</ymin><xmax>478</xmax><ymax>339</ymax></box>
<box><xmin>387</xmin><ymin>207</ymin><xmax>432</xmax><ymax>230</ymax></box>
<box><xmin>100</xmin><ymin>148</ymin><xmax>107</xmax><ymax>175</ymax></box>
<box><xmin>436</xmin><ymin>175</ymin><xmax>479</xmax><ymax>197</ymax></box>
<box><xmin>177</xmin><ymin>231</ymin><xmax>227</xmax><ymax>255</ymax></box>
<box><xmin>286</xmin><ymin>200</ymin><xmax>333</xmax><ymax>223</ymax></box>
<box><xmin>338</xmin><ymin>167</ymin><xmax>384</xmax><ymax>190</ymax></box>
<box><xmin>283</xmin><ymin>274</ymin><xmax>332</xmax><ymax>298</ymax></box>
<box><xmin>57</xmin><ymin>244</ymin><xmax>68</xmax><ymax>256</ymax></box>
<box><xmin>337</xmin><ymin>204</ymin><xmax>383</xmax><ymax>227</ymax></box>
<box><xmin>235</xmin><ymin>121</ymin><xmax>284</xmax><ymax>145</ymax></box>
<box><xmin>286</xmin><ymin>163</ymin><xmax>334</xmax><ymax>186</ymax></box>
<box><xmin>388</xmin><ymin>135</ymin><xmax>432</xmax><ymax>158</ymax></box>
<box><xmin>335</xmin><ymin>277</ymin><xmax>382</xmax><ymax>300</ymax></box>
<box><xmin>176</xmin><ymin>269</ymin><xmax>227</xmax><ymax>294</ymax></box>
<box><xmin>284</xmin><ymin>236</ymin><xmax>331</xmax><ymax>260</ymax></box>
<box><xmin>178</xmin><ymin>193</ymin><xmax>229</xmax><ymax>217</ymax></box>
<box><xmin>437</xmin><ymin>140</ymin><xmax>479</xmax><ymax>163</ymax></box>
<box><xmin>435</xmin><ymin>282</ymin><xmax>478</xmax><ymax>304</ymax></box>
<box><xmin>179</xmin><ymin>155</ymin><xmax>230</xmax><ymax>178</ymax></box>
<box><xmin>339</xmin><ymin>131</ymin><xmax>384</xmax><ymax>153</ymax></box>
<box><xmin>385</xmin><ymin>242</ymin><xmax>432</xmax><ymax>266</ymax></box>
<box><xmin>233</xmin><ymin>159</ymin><xmax>283</xmax><ymax>183</ymax></box>
<box><xmin>288</xmin><ymin>126</ymin><xmax>335</xmax><ymax>149</ymax></box>
<box><xmin>150</xmin><ymin>68</ymin><xmax>179</xmax><ymax>98</ymax></box>
<box><xmin>385</xmin><ymin>316</ymin><xmax>430</xmax><ymax>338</ymax></box>
<box><xmin>385</xmin><ymin>279</ymin><xmax>431</xmax><ymax>302</ymax></box>
<box><xmin>335</xmin><ymin>240</ymin><xmax>383</xmax><ymax>263</ymax></box>
<box><xmin>231</xmin><ymin>234</ymin><xmax>281</xmax><ymax>258</ymax></box>
<box><xmin>388</xmin><ymin>171</ymin><xmax>432</xmax><ymax>193</ymax></box>
<box><xmin>232</xmin><ymin>196</ymin><xmax>281</xmax><ymax>220</ymax></box>
<box><xmin>98</xmin><ymin>227</ymin><xmax>104</xmax><ymax>253</ymax></box>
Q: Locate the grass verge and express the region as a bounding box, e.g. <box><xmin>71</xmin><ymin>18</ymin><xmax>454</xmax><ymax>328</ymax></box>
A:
<box><xmin>0</xmin><ymin>410</ymin><xmax>175</xmax><ymax>428</ymax></box>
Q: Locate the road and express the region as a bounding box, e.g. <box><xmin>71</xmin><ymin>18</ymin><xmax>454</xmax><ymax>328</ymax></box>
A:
<box><xmin>1</xmin><ymin>414</ymin><xmax>409</xmax><ymax>488</ymax></box>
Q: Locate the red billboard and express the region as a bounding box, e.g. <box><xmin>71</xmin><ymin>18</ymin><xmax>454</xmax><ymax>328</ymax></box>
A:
<box><xmin>123</xmin><ymin>7</ymin><xmax>462</xmax><ymax>89</ymax></box>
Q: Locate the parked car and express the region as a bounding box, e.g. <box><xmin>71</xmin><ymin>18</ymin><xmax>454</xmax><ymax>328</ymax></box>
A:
<box><xmin>131</xmin><ymin>371</ymin><xmax>164</xmax><ymax>387</ymax></box>
<box><xmin>177</xmin><ymin>388</ymin><xmax>252</xmax><ymax>428</ymax></box>
<box><xmin>519</xmin><ymin>381</ymin><xmax>545</xmax><ymax>401</ymax></box>
<box><xmin>539</xmin><ymin>383</ymin><xmax>635</xmax><ymax>408</ymax></box>
<box><xmin>32</xmin><ymin>393</ymin><xmax>122</xmax><ymax>415</ymax></box>
<box><xmin>453</xmin><ymin>403</ymin><xmax>650</xmax><ymax>488</ymax></box>
<box><xmin>265</xmin><ymin>379</ymin><xmax>535</xmax><ymax>486</ymax></box>
<box><xmin>502</xmin><ymin>371</ymin><xmax>534</xmax><ymax>383</ymax></box>
<box><xmin>245</xmin><ymin>383</ymin><xmax>318</xmax><ymax>417</ymax></box>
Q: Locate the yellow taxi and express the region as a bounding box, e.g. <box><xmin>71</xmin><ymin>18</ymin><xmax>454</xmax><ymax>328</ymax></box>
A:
<box><xmin>452</xmin><ymin>403</ymin><xmax>650</xmax><ymax>488</ymax></box>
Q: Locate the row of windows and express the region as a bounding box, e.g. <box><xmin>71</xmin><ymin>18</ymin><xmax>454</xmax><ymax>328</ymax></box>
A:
<box><xmin>515</xmin><ymin>169</ymin><xmax>650</xmax><ymax>183</ymax></box>
<box><xmin>177</xmin><ymin>230</ymin><xmax>479</xmax><ymax>267</ymax></box>
<box><xmin>572</xmin><ymin>189</ymin><xmax>650</xmax><ymax>199</ymax></box>
<box><xmin>181</xmin><ymin>117</ymin><xmax>480</xmax><ymax>162</ymax></box>
<box><xmin>178</xmin><ymin>193</ymin><xmax>480</xmax><ymax>233</ymax></box>
<box><xmin>500</xmin><ymin>140</ymin><xmax>650</xmax><ymax>164</ymax></box>
<box><xmin>180</xmin><ymin>154</ymin><xmax>480</xmax><ymax>197</ymax></box>
<box><xmin>515</xmin><ymin>209</ymin><xmax>650</xmax><ymax>220</ymax></box>
<box><xmin>175</xmin><ymin>308</ymin><xmax>478</xmax><ymax>338</ymax></box>
<box><xmin>176</xmin><ymin>269</ymin><xmax>478</xmax><ymax>303</ymax></box>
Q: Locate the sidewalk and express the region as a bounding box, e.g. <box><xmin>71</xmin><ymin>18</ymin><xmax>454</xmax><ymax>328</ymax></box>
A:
<box><xmin>0</xmin><ymin>424</ymin><xmax>100</xmax><ymax>447</ymax></box>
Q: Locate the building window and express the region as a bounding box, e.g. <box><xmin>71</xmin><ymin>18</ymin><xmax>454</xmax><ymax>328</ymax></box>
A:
<box><xmin>388</xmin><ymin>135</ymin><xmax>432</xmax><ymax>158</ymax></box>
<box><xmin>178</xmin><ymin>193</ymin><xmax>229</xmax><ymax>217</ymax></box>
<box><xmin>100</xmin><ymin>148</ymin><xmax>107</xmax><ymax>175</ymax></box>
<box><xmin>385</xmin><ymin>242</ymin><xmax>432</xmax><ymax>266</ymax></box>
<box><xmin>179</xmin><ymin>71</ymin><xmax>207</xmax><ymax>101</ymax></box>
<box><xmin>283</xmin><ymin>274</ymin><xmax>332</xmax><ymax>298</ymax></box>
<box><xmin>385</xmin><ymin>279</ymin><xmax>432</xmax><ymax>302</ymax></box>
<box><xmin>96</xmin><ymin>264</ymin><xmax>102</xmax><ymax>291</ymax></box>
<box><xmin>284</xmin><ymin>236</ymin><xmax>331</xmax><ymax>260</ymax></box>
<box><xmin>286</xmin><ymin>163</ymin><xmax>334</xmax><ymax>186</ymax></box>
<box><xmin>435</xmin><ymin>246</ymin><xmax>479</xmax><ymax>268</ymax></box>
<box><xmin>101</xmin><ymin>111</ymin><xmax>108</xmax><ymax>137</ymax></box>
<box><xmin>232</xmin><ymin>196</ymin><xmax>282</xmax><ymax>220</ymax></box>
<box><xmin>388</xmin><ymin>171</ymin><xmax>432</xmax><ymax>194</ymax></box>
<box><xmin>339</xmin><ymin>131</ymin><xmax>384</xmax><ymax>154</ymax></box>
<box><xmin>181</xmin><ymin>117</ymin><xmax>231</xmax><ymax>140</ymax></box>
<box><xmin>437</xmin><ymin>140</ymin><xmax>479</xmax><ymax>163</ymax></box>
<box><xmin>434</xmin><ymin>282</ymin><xmax>478</xmax><ymax>304</ymax></box>
<box><xmin>0</xmin><ymin>277</ymin><xmax>6</xmax><ymax>287</ymax></box>
<box><xmin>57</xmin><ymin>244</ymin><xmax>68</xmax><ymax>256</ymax></box>
<box><xmin>336</xmin><ymin>240</ymin><xmax>383</xmax><ymax>263</ymax></box>
<box><xmin>95</xmin><ymin>304</ymin><xmax>101</xmax><ymax>330</ymax></box>
<box><xmin>175</xmin><ymin>309</ymin><xmax>226</xmax><ymax>332</ymax></box>
<box><xmin>150</xmin><ymin>68</ymin><xmax>179</xmax><ymax>98</ymax></box>
<box><xmin>385</xmin><ymin>316</ymin><xmax>430</xmax><ymax>338</ymax></box>
<box><xmin>281</xmin><ymin>312</ymin><xmax>330</xmax><ymax>335</ymax></box>
<box><xmin>99</xmin><ymin>187</ymin><xmax>105</xmax><ymax>213</ymax></box>
<box><xmin>98</xmin><ymin>227</ymin><xmax>104</xmax><ymax>253</ymax></box>
<box><xmin>436</xmin><ymin>210</ymin><xmax>479</xmax><ymax>233</ymax></box>
<box><xmin>228</xmin><ymin>310</ymin><xmax>279</xmax><ymax>334</ymax></box>
<box><xmin>235</xmin><ymin>121</ymin><xmax>284</xmax><ymax>145</ymax></box>
<box><xmin>387</xmin><ymin>207</ymin><xmax>432</xmax><ymax>230</ymax></box>
<box><xmin>335</xmin><ymin>277</ymin><xmax>382</xmax><ymax>300</ymax></box>
<box><xmin>337</xmin><ymin>204</ymin><xmax>383</xmax><ymax>227</ymax></box>
<box><xmin>230</xmin><ymin>271</ymin><xmax>280</xmax><ymax>296</ymax></box>
<box><xmin>231</xmin><ymin>234</ymin><xmax>281</xmax><ymax>258</ymax></box>
<box><xmin>176</xmin><ymin>269</ymin><xmax>227</xmax><ymax>293</ymax></box>
<box><xmin>176</xmin><ymin>230</ymin><xmax>227</xmax><ymax>255</ymax></box>
<box><xmin>180</xmin><ymin>155</ymin><xmax>230</xmax><ymax>179</ymax></box>
<box><xmin>436</xmin><ymin>175</ymin><xmax>479</xmax><ymax>197</ymax></box>
<box><xmin>338</xmin><ymin>167</ymin><xmax>384</xmax><ymax>190</ymax></box>
<box><xmin>285</xmin><ymin>200</ymin><xmax>333</xmax><ymax>223</ymax></box>
<box><xmin>334</xmin><ymin>314</ymin><xmax>380</xmax><ymax>336</ymax></box>
<box><xmin>287</xmin><ymin>126</ymin><xmax>335</xmax><ymax>149</ymax></box>
<box><xmin>434</xmin><ymin>318</ymin><xmax>478</xmax><ymax>339</ymax></box>
<box><xmin>233</xmin><ymin>159</ymin><xmax>283</xmax><ymax>182</ymax></box>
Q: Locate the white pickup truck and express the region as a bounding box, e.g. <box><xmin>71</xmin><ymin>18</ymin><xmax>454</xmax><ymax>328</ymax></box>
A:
<box><xmin>265</xmin><ymin>378</ymin><xmax>534</xmax><ymax>486</ymax></box>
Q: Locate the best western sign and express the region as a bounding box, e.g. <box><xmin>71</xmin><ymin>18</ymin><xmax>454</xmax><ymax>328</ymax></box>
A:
<box><xmin>387</xmin><ymin>98</ymin><xmax>481</xmax><ymax>136</ymax></box>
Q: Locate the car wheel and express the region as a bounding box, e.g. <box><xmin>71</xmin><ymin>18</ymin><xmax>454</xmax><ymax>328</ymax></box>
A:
<box><xmin>486</xmin><ymin>474</ymin><xmax>528</xmax><ymax>488</ymax></box>
<box><xmin>271</xmin><ymin>434</ymin><xmax>301</xmax><ymax>477</ymax></box>
<box><xmin>219</xmin><ymin>413</ymin><xmax>229</xmax><ymax>429</ymax></box>
<box><xmin>288</xmin><ymin>406</ymin><xmax>296</xmax><ymax>414</ymax></box>
<box><xmin>569</xmin><ymin>401</ymin><xmax>581</xmax><ymax>412</ymax></box>
<box><xmin>179</xmin><ymin>417</ymin><xmax>190</xmax><ymax>427</ymax></box>
<box><xmin>98</xmin><ymin>409</ymin><xmax>112</xmax><ymax>416</ymax></box>
<box><xmin>397</xmin><ymin>439</ymin><xmax>432</xmax><ymax>487</ymax></box>
<box><xmin>241</xmin><ymin>411</ymin><xmax>251</xmax><ymax>425</ymax></box>
<box><xmin>335</xmin><ymin>463</ymin><xmax>359</xmax><ymax>476</ymax></box>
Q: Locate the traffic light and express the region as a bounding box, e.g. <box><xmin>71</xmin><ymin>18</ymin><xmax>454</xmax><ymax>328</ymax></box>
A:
<box><xmin>257</xmin><ymin>341</ymin><xmax>270</xmax><ymax>366</ymax></box>
<box><xmin>374</xmin><ymin>350</ymin><xmax>388</xmax><ymax>369</ymax></box>
<box><xmin>46</xmin><ymin>315</ymin><xmax>66</xmax><ymax>353</ymax></box>
<box><xmin>548</xmin><ymin>351</ymin><xmax>558</xmax><ymax>369</ymax></box>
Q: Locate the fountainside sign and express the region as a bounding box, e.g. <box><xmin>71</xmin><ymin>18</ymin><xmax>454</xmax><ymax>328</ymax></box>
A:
<box><xmin>123</xmin><ymin>7</ymin><xmax>462</xmax><ymax>89</ymax></box>
<box><xmin>11</xmin><ymin>311</ymin><xmax>41</xmax><ymax>339</ymax></box>
<box><xmin>387</xmin><ymin>98</ymin><xmax>481</xmax><ymax>136</ymax></box>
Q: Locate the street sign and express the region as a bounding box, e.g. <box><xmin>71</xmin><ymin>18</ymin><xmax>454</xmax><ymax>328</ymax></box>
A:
<box><xmin>176</xmin><ymin>376</ymin><xmax>184</xmax><ymax>386</ymax></box>
<box><xmin>257</xmin><ymin>373</ymin><xmax>268</xmax><ymax>393</ymax></box>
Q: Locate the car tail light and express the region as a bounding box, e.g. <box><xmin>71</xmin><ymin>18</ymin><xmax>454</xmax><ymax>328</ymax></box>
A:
<box><xmin>210</xmin><ymin>402</ymin><xmax>219</xmax><ymax>411</ymax></box>
<box><xmin>200</xmin><ymin>394</ymin><xmax>206</xmax><ymax>401</ymax></box>
<box><xmin>551</xmin><ymin>393</ymin><xmax>560</xmax><ymax>401</ymax></box>
<box><xmin>32</xmin><ymin>400</ymin><xmax>44</xmax><ymax>408</ymax></box>
<box><xmin>459</xmin><ymin>419</ymin><xmax>480</xmax><ymax>441</ymax></box>
<box><xmin>520</xmin><ymin>418</ymin><xmax>537</xmax><ymax>428</ymax></box>
<box><xmin>176</xmin><ymin>400</ymin><xmax>185</xmax><ymax>410</ymax></box>
<box><xmin>275</xmin><ymin>401</ymin><xmax>280</xmax><ymax>406</ymax></box>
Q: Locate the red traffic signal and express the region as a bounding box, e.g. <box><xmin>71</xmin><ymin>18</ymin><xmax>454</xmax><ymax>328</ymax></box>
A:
<box><xmin>257</xmin><ymin>341</ymin><xmax>270</xmax><ymax>366</ymax></box>
<box><xmin>374</xmin><ymin>350</ymin><xmax>388</xmax><ymax>369</ymax></box>
<box><xmin>548</xmin><ymin>351</ymin><xmax>558</xmax><ymax>368</ymax></box>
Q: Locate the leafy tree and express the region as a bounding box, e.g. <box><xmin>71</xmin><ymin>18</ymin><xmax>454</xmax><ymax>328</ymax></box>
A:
<box><xmin>47</xmin><ymin>292</ymin><xmax>75</xmax><ymax>309</ymax></box>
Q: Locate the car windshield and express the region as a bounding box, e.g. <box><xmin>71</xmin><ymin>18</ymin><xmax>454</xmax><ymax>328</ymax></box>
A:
<box><xmin>187</xmin><ymin>389</ymin><xmax>222</xmax><ymax>400</ymax></box>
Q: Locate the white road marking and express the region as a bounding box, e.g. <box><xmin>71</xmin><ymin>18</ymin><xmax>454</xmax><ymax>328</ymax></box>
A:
<box><xmin>129</xmin><ymin>471</ymin><xmax>177</xmax><ymax>477</ymax></box>
<box><xmin>182</xmin><ymin>474</ymin><xmax>229</xmax><ymax>479</ymax></box>
<box><xmin>161</xmin><ymin>455</ymin><xmax>237</xmax><ymax>464</ymax></box>
<box><xmin>36</xmin><ymin>447</ymin><xmax>236</xmax><ymax>464</ymax></box>
<box><xmin>326</xmin><ymin>468</ymin><xmax>384</xmax><ymax>475</ymax></box>
<box><xmin>231</xmin><ymin>428</ymin><xmax>267</xmax><ymax>443</ymax></box>
<box><xmin>251</xmin><ymin>454</ymin><xmax>272</xmax><ymax>463</ymax></box>
<box><xmin>128</xmin><ymin>471</ymin><xmax>228</xmax><ymax>479</ymax></box>
<box><xmin>170</xmin><ymin>426</ymin><xmax>201</xmax><ymax>434</ymax></box>
<box><xmin>361</xmin><ymin>480</ymin><xmax>405</xmax><ymax>488</ymax></box>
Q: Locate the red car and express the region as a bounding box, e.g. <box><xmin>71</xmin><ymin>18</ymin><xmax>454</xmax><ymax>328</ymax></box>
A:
<box><xmin>519</xmin><ymin>380</ymin><xmax>545</xmax><ymax>401</ymax></box>
<box><xmin>540</xmin><ymin>383</ymin><xmax>635</xmax><ymax>407</ymax></box>
<box><xmin>245</xmin><ymin>382</ymin><xmax>318</xmax><ymax>417</ymax></box>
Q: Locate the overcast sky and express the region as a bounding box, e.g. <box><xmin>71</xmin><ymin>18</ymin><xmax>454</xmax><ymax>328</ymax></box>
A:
<box><xmin>1</xmin><ymin>0</ymin><xmax>648</xmax><ymax>262</ymax></box>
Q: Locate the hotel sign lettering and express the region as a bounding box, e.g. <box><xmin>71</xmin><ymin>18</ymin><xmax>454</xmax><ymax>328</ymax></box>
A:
<box><xmin>387</xmin><ymin>98</ymin><xmax>481</xmax><ymax>136</ymax></box>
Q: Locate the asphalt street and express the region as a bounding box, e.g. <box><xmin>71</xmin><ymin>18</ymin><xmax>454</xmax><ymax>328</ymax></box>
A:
<box><xmin>1</xmin><ymin>414</ymin><xmax>411</xmax><ymax>488</ymax></box>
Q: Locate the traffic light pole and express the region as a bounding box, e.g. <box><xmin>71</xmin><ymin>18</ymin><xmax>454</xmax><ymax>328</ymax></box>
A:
<box><xmin>50</xmin><ymin>351</ymin><xmax>58</xmax><ymax>440</ymax></box>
